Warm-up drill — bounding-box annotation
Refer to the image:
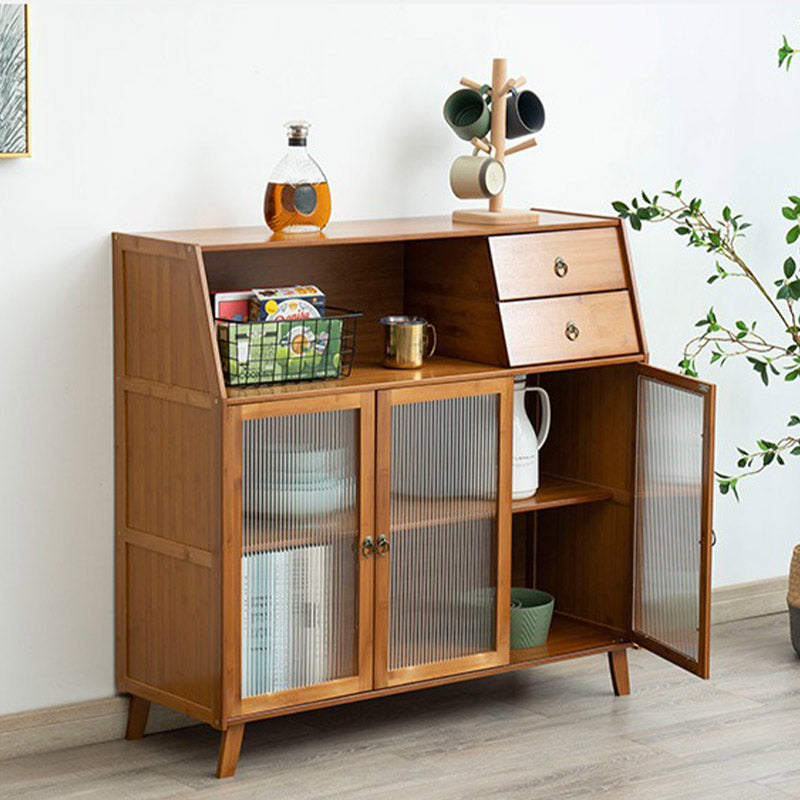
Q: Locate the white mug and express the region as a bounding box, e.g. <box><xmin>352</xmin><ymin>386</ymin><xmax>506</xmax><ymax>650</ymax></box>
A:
<box><xmin>449</xmin><ymin>150</ymin><xmax>506</xmax><ymax>199</ymax></box>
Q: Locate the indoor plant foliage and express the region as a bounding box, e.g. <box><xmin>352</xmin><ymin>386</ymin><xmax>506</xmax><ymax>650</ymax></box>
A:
<box><xmin>612</xmin><ymin>186</ymin><xmax>800</xmax><ymax>498</ymax></box>
<box><xmin>609</xmin><ymin>35</ymin><xmax>800</xmax><ymax>500</ymax></box>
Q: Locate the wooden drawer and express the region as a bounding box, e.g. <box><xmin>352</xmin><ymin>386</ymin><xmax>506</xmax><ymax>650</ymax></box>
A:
<box><xmin>499</xmin><ymin>291</ymin><xmax>640</xmax><ymax>366</ymax></box>
<box><xmin>489</xmin><ymin>227</ymin><xmax>627</xmax><ymax>300</ymax></box>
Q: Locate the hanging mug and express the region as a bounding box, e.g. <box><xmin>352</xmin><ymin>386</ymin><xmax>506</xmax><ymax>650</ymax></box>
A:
<box><xmin>512</xmin><ymin>376</ymin><xmax>551</xmax><ymax>499</ymax></box>
<box><xmin>449</xmin><ymin>147</ymin><xmax>506</xmax><ymax>199</ymax></box>
<box><xmin>443</xmin><ymin>85</ymin><xmax>492</xmax><ymax>141</ymax></box>
<box><xmin>506</xmin><ymin>87</ymin><xmax>546</xmax><ymax>139</ymax></box>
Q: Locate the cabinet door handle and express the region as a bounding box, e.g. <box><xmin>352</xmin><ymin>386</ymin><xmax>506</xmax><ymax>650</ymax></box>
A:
<box><xmin>565</xmin><ymin>321</ymin><xmax>580</xmax><ymax>341</ymax></box>
<box><xmin>361</xmin><ymin>536</ymin><xmax>375</xmax><ymax>558</ymax></box>
<box><xmin>554</xmin><ymin>256</ymin><xmax>568</xmax><ymax>278</ymax></box>
<box><xmin>376</xmin><ymin>535</ymin><xmax>390</xmax><ymax>557</ymax></box>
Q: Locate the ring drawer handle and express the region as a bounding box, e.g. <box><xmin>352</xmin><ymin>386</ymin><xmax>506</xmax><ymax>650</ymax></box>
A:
<box><xmin>376</xmin><ymin>535</ymin><xmax>390</xmax><ymax>557</ymax></box>
<box><xmin>361</xmin><ymin>536</ymin><xmax>375</xmax><ymax>558</ymax></box>
<box><xmin>565</xmin><ymin>321</ymin><xmax>580</xmax><ymax>341</ymax></box>
<box><xmin>554</xmin><ymin>257</ymin><xmax>568</xmax><ymax>278</ymax></box>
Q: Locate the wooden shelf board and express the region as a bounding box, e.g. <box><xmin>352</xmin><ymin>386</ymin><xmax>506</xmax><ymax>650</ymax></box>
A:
<box><xmin>390</xmin><ymin>495</ymin><xmax>495</xmax><ymax>532</ymax></box>
<box><xmin>225</xmin><ymin>355</ymin><xmax>645</xmax><ymax>405</ymax></box>
<box><xmin>510</xmin><ymin>613</ymin><xmax>627</xmax><ymax>666</ymax></box>
<box><xmin>229</xmin><ymin>613</ymin><xmax>630</xmax><ymax>724</ymax></box>
<box><xmin>140</xmin><ymin>211</ymin><xmax>618</xmax><ymax>252</ymax></box>
<box><xmin>512</xmin><ymin>475</ymin><xmax>613</xmax><ymax>513</ymax></box>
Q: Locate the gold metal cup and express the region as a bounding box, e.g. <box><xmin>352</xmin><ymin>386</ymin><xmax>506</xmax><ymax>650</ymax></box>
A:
<box><xmin>379</xmin><ymin>316</ymin><xmax>437</xmax><ymax>369</ymax></box>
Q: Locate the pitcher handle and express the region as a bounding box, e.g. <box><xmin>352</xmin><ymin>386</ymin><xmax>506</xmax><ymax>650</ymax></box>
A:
<box><xmin>425</xmin><ymin>323</ymin><xmax>437</xmax><ymax>358</ymax></box>
<box><xmin>524</xmin><ymin>387</ymin><xmax>551</xmax><ymax>450</ymax></box>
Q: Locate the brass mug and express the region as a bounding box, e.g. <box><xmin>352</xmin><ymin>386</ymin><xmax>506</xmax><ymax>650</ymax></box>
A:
<box><xmin>379</xmin><ymin>316</ymin><xmax>437</xmax><ymax>369</ymax></box>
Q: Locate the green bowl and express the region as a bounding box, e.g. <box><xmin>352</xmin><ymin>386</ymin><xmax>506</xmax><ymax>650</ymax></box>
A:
<box><xmin>510</xmin><ymin>588</ymin><xmax>555</xmax><ymax>649</ymax></box>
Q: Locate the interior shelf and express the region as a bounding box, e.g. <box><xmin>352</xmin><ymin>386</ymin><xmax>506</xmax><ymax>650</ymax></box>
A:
<box><xmin>509</xmin><ymin>613</ymin><xmax>627</xmax><ymax>665</ymax></box>
<box><xmin>512</xmin><ymin>475</ymin><xmax>613</xmax><ymax>514</ymax></box>
<box><xmin>224</xmin><ymin>355</ymin><xmax>645</xmax><ymax>404</ymax></box>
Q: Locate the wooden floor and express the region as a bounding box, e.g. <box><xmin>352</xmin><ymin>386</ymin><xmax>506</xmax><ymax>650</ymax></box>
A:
<box><xmin>2</xmin><ymin>614</ymin><xmax>798</xmax><ymax>799</ymax></box>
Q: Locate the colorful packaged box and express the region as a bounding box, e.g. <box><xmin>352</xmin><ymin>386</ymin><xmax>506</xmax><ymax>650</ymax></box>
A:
<box><xmin>213</xmin><ymin>291</ymin><xmax>253</xmax><ymax>322</ymax></box>
<box><xmin>217</xmin><ymin>317</ymin><xmax>342</xmax><ymax>385</ymax></box>
<box><xmin>250</xmin><ymin>285</ymin><xmax>325</xmax><ymax>322</ymax></box>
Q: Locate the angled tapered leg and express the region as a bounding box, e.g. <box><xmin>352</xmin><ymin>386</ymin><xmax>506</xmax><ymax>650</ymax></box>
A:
<box><xmin>216</xmin><ymin>723</ymin><xmax>245</xmax><ymax>779</ymax></box>
<box><xmin>125</xmin><ymin>696</ymin><xmax>151</xmax><ymax>740</ymax></box>
<box><xmin>608</xmin><ymin>649</ymin><xmax>630</xmax><ymax>696</ymax></box>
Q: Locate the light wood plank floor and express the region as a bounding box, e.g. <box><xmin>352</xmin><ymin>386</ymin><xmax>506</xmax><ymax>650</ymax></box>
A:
<box><xmin>1</xmin><ymin>614</ymin><xmax>798</xmax><ymax>799</ymax></box>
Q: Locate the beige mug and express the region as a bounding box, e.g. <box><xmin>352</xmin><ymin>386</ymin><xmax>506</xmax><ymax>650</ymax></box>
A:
<box><xmin>449</xmin><ymin>148</ymin><xmax>506</xmax><ymax>199</ymax></box>
<box><xmin>380</xmin><ymin>316</ymin><xmax>437</xmax><ymax>369</ymax></box>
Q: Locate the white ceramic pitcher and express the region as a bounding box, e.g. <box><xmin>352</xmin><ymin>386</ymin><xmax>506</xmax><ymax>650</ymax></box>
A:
<box><xmin>512</xmin><ymin>376</ymin><xmax>551</xmax><ymax>499</ymax></box>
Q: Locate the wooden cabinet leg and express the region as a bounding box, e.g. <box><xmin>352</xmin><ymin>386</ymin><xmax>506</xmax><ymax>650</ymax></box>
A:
<box><xmin>216</xmin><ymin>723</ymin><xmax>245</xmax><ymax>779</ymax></box>
<box><xmin>124</xmin><ymin>696</ymin><xmax>151</xmax><ymax>740</ymax></box>
<box><xmin>608</xmin><ymin>649</ymin><xmax>630</xmax><ymax>696</ymax></box>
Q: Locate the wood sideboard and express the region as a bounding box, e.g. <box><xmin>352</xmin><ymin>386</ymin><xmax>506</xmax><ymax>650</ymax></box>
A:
<box><xmin>112</xmin><ymin>209</ymin><xmax>715</xmax><ymax>778</ymax></box>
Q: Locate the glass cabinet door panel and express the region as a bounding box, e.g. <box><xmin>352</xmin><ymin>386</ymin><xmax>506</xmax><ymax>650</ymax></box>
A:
<box><xmin>375</xmin><ymin>379</ymin><xmax>512</xmax><ymax>687</ymax></box>
<box><xmin>236</xmin><ymin>393</ymin><xmax>374</xmax><ymax>708</ymax></box>
<box><xmin>633</xmin><ymin>366</ymin><xmax>714</xmax><ymax>677</ymax></box>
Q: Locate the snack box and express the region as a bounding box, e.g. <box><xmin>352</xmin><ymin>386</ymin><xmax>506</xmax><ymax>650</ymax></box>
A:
<box><xmin>250</xmin><ymin>285</ymin><xmax>325</xmax><ymax>322</ymax></box>
<box><xmin>213</xmin><ymin>290</ymin><xmax>253</xmax><ymax>322</ymax></box>
<box><xmin>218</xmin><ymin>317</ymin><xmax>342</xmax><ymax>385</ymax></box>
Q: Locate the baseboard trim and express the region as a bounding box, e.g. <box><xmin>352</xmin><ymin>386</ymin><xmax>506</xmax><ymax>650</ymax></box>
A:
<box><xmin>712</xmin><ymin>575</ymin><xmax>788</xmax><ymax>625</ymax></box>
<box><xmin>0</xmin><ymin>696</ymin><xmax>198</xmax><ymax>762</ymax></box>
<box><xmin>0</xmin><ymin>575</ymin><xmax>789</xmax><ymax>762</ymax></box>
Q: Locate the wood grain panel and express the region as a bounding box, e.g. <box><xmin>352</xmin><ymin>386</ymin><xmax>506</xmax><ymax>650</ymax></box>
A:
<box><xmin>126</xmin><ymin>544</ymin><xmax>217</xmax><ymax>712</ymax></box>
<box><xmin>535</xmin><ymin>364</ymin><xmax>638</xmax><ymax>632</ymax></box>
<box><xmin>117</xmin><ymin>241</ymin><xmax>222</xmax><ymax>394</ymax></box>
<box><xmin>489</xmin><ymin>227</ymin><xmax>628</xmax><ymax>300</ymax></box>
<box><xmin>203</xmin><ymin>243</ymin><xmax>403</xmax><ymax>361</ymax></box>
<box><xmin>125</xmin><ymin>393</ymin><xmax>218</xmax><ymax>552</ymax></box>
<box><xmin>144</xmin><ymin>212</ymin><xmax>619</xmax><ymax>251</ymax></box>
<box><xmin>499</xmin><ymin>291</ymin><xmax>640</xmax><ymax>366</ymax></box>
<box><xmin>403</xmin><ymin>237</ymin><xmax>506</xmax><ymax>365</ymax></box>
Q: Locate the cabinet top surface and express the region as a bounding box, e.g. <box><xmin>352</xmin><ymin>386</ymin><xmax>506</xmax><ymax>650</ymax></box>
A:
<box><xmin>133</xmin><ymin>210</ymin><xmax>618</xmax><ymax>251</ymax></box>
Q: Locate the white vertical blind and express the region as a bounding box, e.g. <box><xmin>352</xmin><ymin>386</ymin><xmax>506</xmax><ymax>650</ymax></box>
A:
<box><xmin>388</xmin><ymin>394</ymin><xmax>498</xmax><ymax>670</ymax></box>
<box><xmin>635</xmin><ymin>376</ymin><xmax>704</xmax><ymax>661</ymax></box>
<box><xmin>241</xmin><ymin>410</ymin><xmax>358</xmax><ymax>696</ymax></box>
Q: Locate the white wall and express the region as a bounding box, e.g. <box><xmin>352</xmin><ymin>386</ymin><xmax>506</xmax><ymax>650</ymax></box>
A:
<box><xmin>1</xmin><ymin>2</ymin><xmax>797</xmax><ymax>714</ymax></box>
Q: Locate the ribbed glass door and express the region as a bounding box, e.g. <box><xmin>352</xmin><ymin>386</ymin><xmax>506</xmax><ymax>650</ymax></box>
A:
<box><xmin>633</xmin><ymin>365</ymin><xmax>715</xmax><ymax>678</ymax></box>
<box><xmin>374</xmin><ymin>379</ymin><xmax>512</xmax><ymax>687</ymax></box>
<box><xmin>238</xmin><ymin>393</ymin><xmax>374</xmax><ymax>709</ymax></box>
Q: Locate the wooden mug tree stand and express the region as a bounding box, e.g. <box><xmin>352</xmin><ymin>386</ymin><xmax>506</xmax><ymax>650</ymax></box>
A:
<box><xmin>452</xmin><ymin>57</ymin><xmax>539</xmax><ymax>226</ymax></box>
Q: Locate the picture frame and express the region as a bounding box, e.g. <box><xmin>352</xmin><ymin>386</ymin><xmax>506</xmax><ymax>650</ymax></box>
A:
<box><xmin>0</xmin><ymin>3</ymin><xmax>29</xmax><ymax>158</ymax></box>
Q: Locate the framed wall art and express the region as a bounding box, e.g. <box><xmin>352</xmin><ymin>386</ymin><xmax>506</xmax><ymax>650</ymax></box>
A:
<box><xmin>0</xmin><ymin>4</ymin><xmax>29</xmax><ymax>158</ymax></box>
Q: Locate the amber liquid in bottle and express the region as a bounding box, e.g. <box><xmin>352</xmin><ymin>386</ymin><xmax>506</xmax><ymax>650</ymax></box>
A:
<box><xmin>264</xmin><ymin>181</ymin><xmax>331</xmax><ymax>234</ymax></box>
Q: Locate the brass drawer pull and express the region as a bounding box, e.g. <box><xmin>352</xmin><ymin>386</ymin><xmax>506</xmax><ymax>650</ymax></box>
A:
<box><xmin>554</xmin><ymin>256</ymin><xmax>568</xmax><ymax>278</ymax></box>
<box><xmin>376</xmin><ymin>534</ymin><xmax>390</xmax><ymax>557</ymax></box>
<box><xmin>565</xmin><ymin>321</ymin><xmax>580</xmax><ymax>341</ymax></box>
<box><xmin>361</xmin><ymin>536</ymin><xmax>375</xmax><ymax>558</ymax></box>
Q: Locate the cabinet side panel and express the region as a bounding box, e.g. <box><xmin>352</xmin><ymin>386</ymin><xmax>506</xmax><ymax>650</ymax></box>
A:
<box><xmin>125</xmin><ymin>393</ymin><xmax>218</xmax><ymax>551</ymax></box>
<box><xmin>117</xmin><ymin>238</ymin><xmax>222</xmax><ymax>394</ymax></box>
<box><xmin>535</xmin><ymin>364</ymin><xmax>637</xmax><ymax>631</ymax></box>
<box><xmin>126</xmin><ymin>544</ymin><xmax>217</xmax><ymax>712</ymax></box>
<box><xmin>403</xmin><ymin>238</ymin><xmax>506</xmax><ymax>365</ymax></box>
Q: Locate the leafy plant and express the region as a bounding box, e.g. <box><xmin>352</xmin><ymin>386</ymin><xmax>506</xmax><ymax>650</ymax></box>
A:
<box><xmin>611</xmin><ymin>36</ymin><xmax>800</xmax><ymax>498</ymax></box>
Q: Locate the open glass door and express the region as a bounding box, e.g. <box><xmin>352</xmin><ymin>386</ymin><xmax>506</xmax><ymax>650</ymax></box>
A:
<box><xmin>633</xmin><ymin>365</ymin><xmax>715</xmax><ymax>677</ymax></box>
<box><xmin>374</xmin><ymin>378</ymin><xmax>512</xmax><ymax>688</ymax></box>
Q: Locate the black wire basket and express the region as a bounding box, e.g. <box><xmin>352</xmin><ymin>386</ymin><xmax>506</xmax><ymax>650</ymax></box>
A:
<box><xmin>216</xmin><ymin>306</ymin><xmax>362</xmax><ymax>387</ymax></box>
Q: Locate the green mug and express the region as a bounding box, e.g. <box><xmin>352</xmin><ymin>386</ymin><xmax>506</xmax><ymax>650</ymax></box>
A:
<box><xmin>443</xmin><ymin>85</ymin><xmax>491</xmax><ymax>141</ymax></box>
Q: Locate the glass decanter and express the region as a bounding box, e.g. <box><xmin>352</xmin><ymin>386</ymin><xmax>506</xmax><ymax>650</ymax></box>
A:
<box><xmin>264</xmin><ymin>121</ymin><xmax>331</xmax><ymax>234</ymax></box>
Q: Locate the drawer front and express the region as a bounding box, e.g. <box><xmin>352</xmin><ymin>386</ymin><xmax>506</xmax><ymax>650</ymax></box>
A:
<box><xmin>499</xmin><ymin>291</ymin><xmax>640</xmax><ymax>366</ymax></box>
<box><xmin>490</xmin><ymin>227</ymin><xmax>627</xmax><ymax>300</ymax></box>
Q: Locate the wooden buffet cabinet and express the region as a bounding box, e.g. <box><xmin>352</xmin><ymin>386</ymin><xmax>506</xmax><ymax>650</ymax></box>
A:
<box><xmin>112</xmin><ymin>209</ymin><xmax>715</xmax><ymax>778</ymax></box>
